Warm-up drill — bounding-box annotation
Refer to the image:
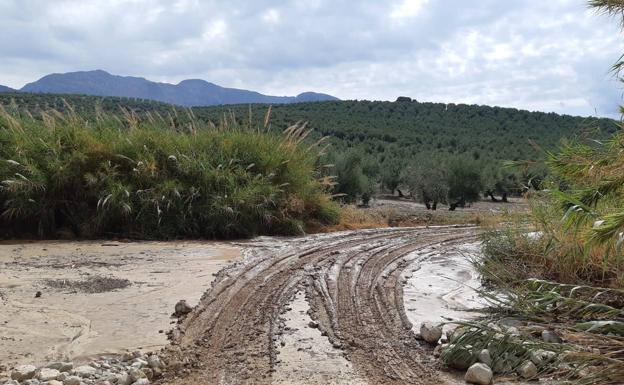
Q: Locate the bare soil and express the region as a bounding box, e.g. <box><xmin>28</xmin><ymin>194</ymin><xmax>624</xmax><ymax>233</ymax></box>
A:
<box><xmin>0</xmin><ymin>240</ymin><xmax>240</xmax><ymax>370</ymax></box>
<box><xmin>160</xmin><ymin>226</ymin><xmax>480</xmax><ymax>385</ymax></box>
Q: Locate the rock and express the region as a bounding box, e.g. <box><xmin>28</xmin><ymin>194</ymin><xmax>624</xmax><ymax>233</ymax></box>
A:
<box><xmin>146</xmin><ymin>356</ymin><xmax>163</xmax><ymax>370</ymax></box>
<box><xmin>11</xmin><ymin>365</ymin><xmax>37</xmax><ymax>381</ymax></box>
<box><xmin>47</xmin><ymin>381</ymin><xmax>63</xmax><ymax>385</ymax></box>
<box><xmin>63</xmin><ymin>375</ymin><xmax>83</xmax><ymax>385</ymax></box>
<box><xmin>477</xmin><ymin>349</ymin><xmax>492</xmax><ymax>367</ymax></box>
<box><xmin>115</xmin><ymin>372</ymin><xmax>132</xmax><ymax>385</ymax></box>
<box><xmin>3</xmin><ymin>380</ymin><xmax>19</xmax><ymax>385</ymax></box>
<box><xmin>517</xmin><ymin>360</ymin><xmax>538</xmax><ymax>379</ymax></box>
<box><xmin>433</xmin><ymin>344</ymin><xmax>446</xmax><ymax>358</ymax></box>
<box><xmin>37</xmin><ymin>368</ymin><xmax>61</xmax><ymax>381</ymax></box>
<box><xmin>128</xmin><ymin>369</ymin><xmax>145</xmax><ymax>383</ymax></box>
<box><xmin>131</xmin><ymin>379</ymin><xmax>149</xmax><ymax>385</ymax></box>
<box><xmin>530</xmin><ymin>349</ymin><xmax>557</xmax><ymax>366</ymax></box>
<box><xmin>542</xmin><ymin>330</ymin><xmax>562</xmax><ymax>343</ymax></box>
<box><xmin>142</xmin><ymin>368</ymin><xmax>153</xmax><ymax>380</ymax></box>
<box><xmin>131</xmin><ymin>359</ymin><xmax>147</xmax><ymax>369</ymax></box>
<box><xmin>307</xmin><ymin>320</ymin><xmax>319</xmax><ymax>329</ymax></box>
<box><xmin>465</xmin><ymin>363</ymin><xmax>493</xmax><ymax>385</ymax></box>
<box><xmin>23</xmin><ymin>380</ymin><xmax>40</xmax><ymax>385</ymax></box>
<box><xmin>74</xmin><ymin>365</ymin><xmax>97</xmax><ymax>378</ymax></box>
<box><xmin>174</xmin><ymin>300</ymin><xmax>192</xmax><ymax>317</ymax></box>
<box><xmin>498</xmin><ymin>317</ymin><xmax>523</xmax><ymax>328</ymax></box>
<box><xmin>47</xmin><ymin>363</ymin><xmax>73</xmax><ymax>373</ymax></box>
<box><xmin>420</xmin><ymin>322</ymin><xmax>443</xmax><ymax>344</ymax></box>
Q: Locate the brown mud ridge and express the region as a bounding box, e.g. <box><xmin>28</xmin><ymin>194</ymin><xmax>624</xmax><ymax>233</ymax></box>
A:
<box><xmin>160</xmin><ymin>226</ymin><xmax>477</xmax><ymax>385</ymax></box>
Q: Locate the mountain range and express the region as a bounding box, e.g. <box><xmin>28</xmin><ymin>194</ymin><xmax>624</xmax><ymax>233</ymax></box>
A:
<box><xmin>5</xmin><ymin>70</ymin><xmax>338</xmax><ymax>106</ymax></box>
<box><xmin>0</xmin><ymin>85</ymin><xmax>15</xmax><ymax>93</ymax></box>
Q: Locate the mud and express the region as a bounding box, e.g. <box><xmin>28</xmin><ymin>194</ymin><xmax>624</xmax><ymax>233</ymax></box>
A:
<box><xmin>0</xmin><ymin>241</ymin><xmax>240</xmax><ymax>370</ymax></box>
<box><xmin>162</xmin><ymin>226</ymin><xmax>478</xmax><ymax>385</ymax></box>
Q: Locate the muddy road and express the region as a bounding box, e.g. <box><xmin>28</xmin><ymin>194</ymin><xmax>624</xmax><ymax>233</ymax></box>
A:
<box><xmin>163</xmin><ymin>226</ymin><xmax>478</xmax><ymax>385</ymax></box>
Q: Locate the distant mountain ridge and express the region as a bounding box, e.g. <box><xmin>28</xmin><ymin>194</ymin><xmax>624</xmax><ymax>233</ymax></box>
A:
<box><xmin>19</xmin><ymin>70</ymin><xmax>338</xmax><ymax>106</ymax></box>
<box><xmin>0</xmin><ymin>85</ymin><xmax>15</xmax><ymax>93</ymax></box>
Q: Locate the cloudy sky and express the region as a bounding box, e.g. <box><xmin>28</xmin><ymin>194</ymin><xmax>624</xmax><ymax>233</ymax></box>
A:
<box><xmin>1</xmin><ymin>0</ymin><xmax>623</xmax><ymax>117</ymax></box>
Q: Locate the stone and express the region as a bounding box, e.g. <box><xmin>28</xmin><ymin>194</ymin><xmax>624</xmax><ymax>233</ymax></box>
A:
<box><xmin>74</xmin><ymin>365</ymin><xmax>97</xmax><ymax>378</ymax></box>
<box><xmin>3</xmin><ymin>380</ymin><xmax>19</xmax><ymax>385</ymax></box>
<box><xmin>47</xmin><ymin>381</ymin><xmax>63</xmax><ymax>385</ymax></box>
<box><xmin>530</xmin><ymin>349</ymin><xmax>557</xmax><ymax>366</ymax></box>
<box><xmin>465</xmin><ymin>363</ymin><xmax>493</xmax><ymax>385</ymax></box>
<box><xmin>48</xmin><ymin>363</ymin><xmax>73</xmax><ymax>373</ymax></box>
<box><xmin>433</xmin><ymin>344</ymin><xmax>446</xmax><ymax>358</ymax></box>
<box><xmin>542</xmin><ymin>330</ymin><xmax>562</xmax><ymax>343</ymax></box>
<box><xmin>174</xmin><ymin>300</ymin><xmax>192</xmax><ymax>317</ymax></box>
<box><xmin>23</xmin><ymin>380</ymin><xmax>40</xmax><ymax>385</ymax></box>
<box><xmin>477</xmin><ymin>349</ymin><xmax>492</xmax><ymax>367</ymax></box>
<box><xmin>11</xmin><ymin>365</ymin><xmax>37</xmax><ymax>381</ymax></box>
<box><xmin>307</xmin><ymin>321</ymin><xmax>319</xmax><ymax>329</ymax></box>
<box><xmin>142</xmin><ymin>368</ymin><xmax>153</xmax><ymax>380</ymax></box>
<box><xmin>37</xmin><ymin>368</ymin><xmax>61</xmax><ymax>381</ymax></box>
<box><xmin>128</xmin><ymin>369</ymin><xmax>145</xmax><ymax>383</ymax></box>
<box><xmin>420</xmin><ymin>322</ymin><xmax>443</xmax><ymax>344</ymax></box>
<box><xmin>63</xmin><ymin>375</ymin><xmax>83</xmax><ymax>385</ymax></box>
<box><xmin>131</xmin><ymin>380</ymin><xmax>149</xmax><ymax>385</ymax></box>
<box><xmin>146</xmin><ymin>356</ymin><xmax>163</xmax><ymax>370</ymax></box>
<box><xmin>115</xmin><ymin>372</ymin><xmax>132</xmax><ymax>385</ymax></box>
<box><xmin>517</xmin><ymin>360</ymin><xmax>538</xmax><ymax>379</ymax></box>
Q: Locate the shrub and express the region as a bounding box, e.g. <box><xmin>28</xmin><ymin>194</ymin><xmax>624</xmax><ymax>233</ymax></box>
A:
<box><xmin>0</xmin><ymin>107</ymin><xmax>339</xmax><ymax>239</ymax></box>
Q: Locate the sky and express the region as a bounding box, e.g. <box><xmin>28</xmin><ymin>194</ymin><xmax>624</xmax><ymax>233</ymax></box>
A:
<box><xmin>1</xmin><ymin>0</ymin><xmax>623</xmax><ymax>117</ymax></box>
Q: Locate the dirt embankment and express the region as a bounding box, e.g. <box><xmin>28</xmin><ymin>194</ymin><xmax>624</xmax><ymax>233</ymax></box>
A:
<box><xmin>161</xmin><ymin>227</ymin><xmax>478</xmax><ymax>385</ymax></box>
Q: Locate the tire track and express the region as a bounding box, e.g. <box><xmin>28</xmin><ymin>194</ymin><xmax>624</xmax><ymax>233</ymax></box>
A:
<box><xmin>161</xmin><ymin>226</ymin><xmax>476</xmax><ymax>385</ymax></box>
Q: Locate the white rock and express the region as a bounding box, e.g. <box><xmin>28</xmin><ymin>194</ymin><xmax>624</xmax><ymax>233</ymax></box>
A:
<box><xmin>74</xmin><ymin>365</ymin><xmax>97</xmax><ymax>378</ymax></box>
<box><xmin>542</xmin><ymin>330</ymin><xmax>562</xmax><ymax>343</ymax></box>
<box><xmin>517</xmin><ymin>360</ymin><xmax>538</xmax><ymax>379</ymax></box>
<box><xmin>128</xmin><ymin>369</ymin><xmax>145</xmax><ymax>383</ymax></box>
<box><xmin>477</xmin><ymin>349</ymin><xmax>492</xmax><ymax>367</ymax></box>
<box><xmin>131</xmin><ymin>380</ymin><xmax>150</xmax><ymax>385</ymax></box>
<box><xmin>465</xmin><ymin>363</ymin><xmax>493</xmax><ymax>385</ymax></box>
<box><xmin>63</xmin><ymin>375</ymin><xmax>83</xmax><ymax>385</ymax></box>
<box><xmin>116</xmin><ymin>372</ymin><xmax>132</xmax><ymax>385</ymax></box>
<box><xmin>47</xmin><ymin>381</ymin><xmax>64</xmax><ymax>385</ymax></box>
<box><xmin>23</xmin><ymin>380</ymin><xmax>40</xmax><ymax>385</ymax></box>
<box><xmin>146</xmin><ymin>356</ymin><xmax>163</xmax><ymax>370</ymax></box>
<box><xmin>11</xmin><ymin>365</ymin><xmax>37</xmax><ymax>381</ymax></box>
<box><xmin>420</xmin><ymin>322</ymin><xmax>443</xmax><ymax>344</ymax></box>
<box><xmin>37</xmin><ymin>368</ymin><xmax>61</xmax><ymax>381</ymax></box>
<box><xmin>530</xmin><ymin>349</ymin><xmax>557</xmax><ymax>366</ymax></box>
<box><xmin>3</xmin><ymin>380</ymin><xmax>19</xmax><ymax>385</ymax></box>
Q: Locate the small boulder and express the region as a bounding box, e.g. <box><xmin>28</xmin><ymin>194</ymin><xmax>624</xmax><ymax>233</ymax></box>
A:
<box><xmin>146</xmin><ymin>355</ymin><xmax>163</xmax><ymax>370</ymax></box>
<box><xmin>74</xmin><ymin>365</ymin><xmax>97</xmax><ymax>378</ymax></box>
<box><xmin>63</xmin><ymin>375</ymin><xmax>83</xmax><ymax>385</ymax></box>
<box><xmin>47</xmin><ymin>363</ymin><xmax>73</xmax><ymax>373</ymax></box>
<box><xmin>47</xmin><ymin>381</ymin><xmax>63</xmax><ymax>385</ymax></box>
<box><xmin>465</xmin><ymin>363</ymin><xmax>493</xmax><ymax>385</ymax></box>
<box><xmin>11</xmin><ymin>365</ymin><xmax>37</xmax><ymax>381</ymax></box>
<box><xmin>542</xmin><ymin>330</ymin><xmax>562</xmax><ymax>343</ymax></box>
<box><xmin>174</xmin><ymin>300</ymin><xmax>193</xmax><ymax>317</ymax></box>
<box><xmin>530</xmin><ymin>349</ymin><xmax>557</xmax><ymax>366</ymax></box>
<box><xmin>477</xmin><ymin>349</ymin><xmax>492</xmax><ymax>367</ymax></box>
<box><xmin>116</xmin><ymin>372</ymin><xmax>132</xmax><ymax>385</ymax></box>
<box><xmin>128</xmin><ymin>369</ymin><xmax>146</xmax><ymax>383</ymax></box>
<box><xmin>37</xmin><ymin>368</ymin><xmax>61</xmax><ymax>381</ymax></box>
<box><xmin>517</xmin><ymin>360</ymin><xmax>538</xmax><ymax>379</ymax></box>
<box><xmin>420</xmin><ymin>322</ymin><xmax>443</xmax><ymax>344</ymax></box>
<box><xmin>131</xmin><ymin>379</ymin><xmax>150</xmax><ymax>385</ymax></box>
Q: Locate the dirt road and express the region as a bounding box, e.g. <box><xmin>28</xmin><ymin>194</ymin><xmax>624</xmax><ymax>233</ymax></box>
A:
<box><xmin>162</xmin><ymin>226</ymin><xmax>478</xmax><ymax>385</ymax></box>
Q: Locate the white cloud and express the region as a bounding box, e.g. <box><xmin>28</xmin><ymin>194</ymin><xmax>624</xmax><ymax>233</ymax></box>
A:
<box><xmin>390</xmin><ymin>0</ymin><xmax>428</xmax><ymax>19</ymax></box>
<box><xmin>0</xmin><ymin>0</ymin><xmax>622</xmax><ymax>117</ymax></box>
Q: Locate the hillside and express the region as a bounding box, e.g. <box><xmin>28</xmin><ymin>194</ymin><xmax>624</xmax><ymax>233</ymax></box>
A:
<box><xmin>0</xmin><ymin>85</ymin><xmax>15</xmax><ymax>93</ymax></box>
<box><xmin>19</xmin><ymin>70</ymin><xmax>338</xmax><ymax>106</ymax></box>
<box><xmin>1</xmin><ymin>93</ymin><xmax>616</xmax><ymax>197</ymax></box>
<box><xmin>192</xmin><ymin>100</ymin><xmax>616</xmax><ymax>163</ymax></box>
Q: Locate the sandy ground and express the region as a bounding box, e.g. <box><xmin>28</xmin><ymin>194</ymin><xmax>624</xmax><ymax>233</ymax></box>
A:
<box><xmin>0</xmin><ymin>228</ymin><xmax>493</xmax><ymax>384</ymax></box>
<box><xmin>0</xmin><ymin>240</ymin><xmax>240</xmax><ymax>372</ymax></box>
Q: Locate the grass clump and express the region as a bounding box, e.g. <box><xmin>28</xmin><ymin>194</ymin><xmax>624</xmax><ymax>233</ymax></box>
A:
<box><xmin>0</xmin><ymin>106</ymin><xmax>339</xmax><ymax>239</ymax></box>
